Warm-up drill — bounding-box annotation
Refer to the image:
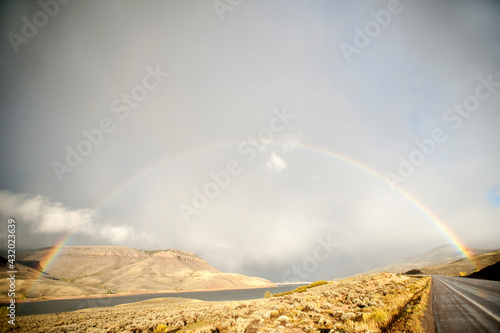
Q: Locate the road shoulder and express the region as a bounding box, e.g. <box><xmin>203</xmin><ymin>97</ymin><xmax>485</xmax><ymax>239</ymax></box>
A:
<box><xmin>422</xmin><ymin>276</ymin><xmax>436</xmax><ymax>333</ymax></box>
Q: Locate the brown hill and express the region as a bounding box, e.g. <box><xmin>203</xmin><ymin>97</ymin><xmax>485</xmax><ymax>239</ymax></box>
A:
<box><xmin>2</xmin><ymin>246</ymin><xmax>275</xmax><ymax>299</ymax></box>
<box><xmin>0</xmin><ymin>255</ymin><xmax>39</xmax><ymax>280</ymax></box>
<box><xmin>371</xmin><ymin>244</ymin><xmax>493</xmax><ymax>274</ymax></box>
<box><xmin>406</xmin><ymin>249</ymin><xmax>500</xmax><ymax>276</ymax></box>
<box><xmin>0</xmin><ymin>257</ymin><xmax>103</xmax><ymax>299</ymax></box>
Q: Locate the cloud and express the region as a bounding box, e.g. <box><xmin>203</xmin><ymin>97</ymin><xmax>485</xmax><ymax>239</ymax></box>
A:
<box><xmin>0</xmin><ymin>190</ymin><xmax>138</xmax><ymax>244</ymax></box>
<box><xmin>98</xmin><ymin>224</ymin><xmax>137</xmax><ymax>244</ymax></box>
<box><xmin>311</xmin><ymin>173</ymin><xmax>325</xmax><ymax>183</ymax></box>
<box><xmin>279</xmin><ymin>132</ymin><xmax>301</xmax><ymax>152</ymax></box>
<box><xmin>260</xmin><ymin>132</ymin><xmax>299</xmax><ymax>175</ymax></box>
<box><xmin>265</xmin><ymin>153</ymin><xmax>287</xmax><ymax>174</ymax></box>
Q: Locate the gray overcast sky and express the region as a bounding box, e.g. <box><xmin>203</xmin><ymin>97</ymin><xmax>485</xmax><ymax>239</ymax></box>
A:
<box><xmin>0</xmin><ymin>0</ymin><xmax>499</xmax><ymax>281</ymax></box>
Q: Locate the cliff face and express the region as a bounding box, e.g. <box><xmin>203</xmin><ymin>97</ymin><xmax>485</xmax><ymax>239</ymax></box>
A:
<box><xmin>7</xmin><ymin>246</ymin><xmax>275</xmax><ymax>298</ymax></box>
<box><xmin>153</xmin><ymin>249</ymin><xmax>207</xmax><ymax>263</ymax></box>
<box><xmin>18</xmin><ymin>246</ymin><xmax>149</xmax><ymax>279</ymax></box>
<box><xmin>20</xmin><ymin>246</ymin><xmax>148</xmax><ymax>261</ymax></box>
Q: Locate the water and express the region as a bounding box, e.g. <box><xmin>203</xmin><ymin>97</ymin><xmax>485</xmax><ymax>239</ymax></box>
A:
<box><xmin>10</xmin><ymin>284</ymin><xmax>306</xmax><ymax>316</ymax></box>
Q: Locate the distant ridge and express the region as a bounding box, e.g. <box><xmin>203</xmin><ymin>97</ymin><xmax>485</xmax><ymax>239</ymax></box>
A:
<box><xmin>406</xmin><ymin>249</ymin><xmax>500</xmax><ymax>277</ymax></box>
<box><xmin>369</xmin><ymin>244</ymin><xmax>494</xmax><ymax>274</ymax></box>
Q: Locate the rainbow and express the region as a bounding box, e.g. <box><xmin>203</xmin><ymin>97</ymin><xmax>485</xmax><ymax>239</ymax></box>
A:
<box><xmin>25</xmin><ymin>142</ymin><xmax>477</xmax><ymax>296</ymax></box>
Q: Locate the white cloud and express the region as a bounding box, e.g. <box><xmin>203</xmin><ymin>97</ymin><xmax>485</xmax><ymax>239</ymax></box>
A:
<box><xmin>0</xmin><ymin>190</ymin><xmax>138</xmax><ymax>244</ymax></box>
<box><xmin>98</xmin><ymin>225</ymin><xmax>137</xmax><ymax>244</ymax></box>
<box><xmin>265</xmin><ymin>153</ymin><xmax>287</xmax><ymax>174</ymax></box>
<box><xmin>311</xmin><ymin>173</ymin><xmax>325</xmax><ymax>183</ymax></box>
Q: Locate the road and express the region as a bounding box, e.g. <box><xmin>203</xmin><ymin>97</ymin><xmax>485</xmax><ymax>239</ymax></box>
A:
<box><xmin>432</xmin><ymin>275</ymin><xmax>500</xmax><ymax>333</ymax></box>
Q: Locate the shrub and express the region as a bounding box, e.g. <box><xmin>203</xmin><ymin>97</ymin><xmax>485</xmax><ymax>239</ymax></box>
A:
<box><xmin>366</xmin><ymin>309</ymin><xmax>389</xmax><ymax>326</ymax></box>
<box><xmin>153</xmin><ymin>324</ymin><xmax>169</xmax><ymax>333</ymax></box>
<box><xmin>264</xmin><ymin>291</ymin><xmax>272</xmax><ymax>298</ymax></box>
<box><xmin>309</xmin><ymin>280</ymin><xmax>329</xmax><ymax>288</ymax></box>
<box><xmin>0</xmin><ymin>307</ymin><xmax>8</xmax><ymax>317</ymax></box>
<box><xmin>273</xmin><ymin>280</ymin><xmax>330</xmax><ymax>297</ymax></box>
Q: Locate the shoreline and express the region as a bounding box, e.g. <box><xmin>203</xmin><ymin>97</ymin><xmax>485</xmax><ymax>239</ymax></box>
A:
<box><xmin>0</xmin><ymin>283</ymin><xmax>279</xmax><ymax>304</ymax></box>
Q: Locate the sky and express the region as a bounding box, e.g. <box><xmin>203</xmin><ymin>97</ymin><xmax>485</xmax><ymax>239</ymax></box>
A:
<box><xmin>0</xmin><ymin>0</ymin><xmax>499</xmax><ymax>282</ymax></box>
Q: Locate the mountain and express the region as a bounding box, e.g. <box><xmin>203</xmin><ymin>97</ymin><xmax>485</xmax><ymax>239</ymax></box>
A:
<box><xmin>370</xmin><ymin>244</ymin><xmax>494</xmax><ymax>274</ymax></box>
<box><xmin>0</xmin><ymin>246</ymin><xmax>275</xmax><ymax>299</ymax></box>
<box><xmin>408</xmin><ymin>249</ymin><xmax>500</xmax><ymax>276</ymax></box>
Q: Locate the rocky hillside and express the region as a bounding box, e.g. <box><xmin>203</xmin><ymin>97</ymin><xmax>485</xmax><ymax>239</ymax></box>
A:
<box><xmin>18</xmin><ymin>246</ymin><xmax>149</xmax><ymax>279</ymax></box>
<box><xmin>0</xmin><ymin>246</ymin><xmax>275</xmax><ymax>299</ymax></box>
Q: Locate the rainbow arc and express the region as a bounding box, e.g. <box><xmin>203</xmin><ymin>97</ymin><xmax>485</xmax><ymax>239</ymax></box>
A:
<box><xmin>25</xmin><ymin>142</ymin><xmax>477</xmax><ymax>297</ymax></box>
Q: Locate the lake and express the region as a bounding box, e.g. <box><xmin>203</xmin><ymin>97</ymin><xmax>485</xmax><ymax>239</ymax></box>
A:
<box><xmin>10</xmin><ymin>284</ymin><xmax>306</xmax><ymax>316</ymax></box>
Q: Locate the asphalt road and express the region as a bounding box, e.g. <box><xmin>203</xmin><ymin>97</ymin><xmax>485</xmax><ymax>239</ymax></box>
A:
<box><xmin>432</xmin><ymin>275</ymin><xmax>500</xmax><ymax>333</ymax></box>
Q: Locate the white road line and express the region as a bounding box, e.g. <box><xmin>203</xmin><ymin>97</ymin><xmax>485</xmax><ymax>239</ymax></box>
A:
<box><xmin>437</xmin><ymin>277</ymin><xmax>500</xmax><ymax>323</ymax></box>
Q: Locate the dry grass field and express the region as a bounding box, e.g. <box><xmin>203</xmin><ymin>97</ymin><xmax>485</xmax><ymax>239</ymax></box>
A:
<box><xmin>1</xmin><ymin>272</ymin><xmax>430</xmax><ymax>333</ymax></box>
